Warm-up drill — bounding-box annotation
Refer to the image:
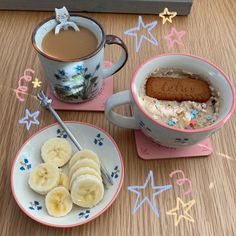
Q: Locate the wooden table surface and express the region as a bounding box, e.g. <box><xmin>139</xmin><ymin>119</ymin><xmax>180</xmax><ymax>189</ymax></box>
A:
<box><xmin>0</xmin><ymin>0</ymin><xmax>236</xmax><ymax>235</ymax></box>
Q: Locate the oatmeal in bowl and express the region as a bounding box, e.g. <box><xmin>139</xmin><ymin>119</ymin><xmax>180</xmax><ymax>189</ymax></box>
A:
<box><xmin>139</xmin><ymin>68</ymin><xmax>220</xmax><ymax>130</ymax></box>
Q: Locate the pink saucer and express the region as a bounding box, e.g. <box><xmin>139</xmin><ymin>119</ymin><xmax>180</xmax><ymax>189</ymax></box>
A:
<box><xmin>46</xmin><ymin>61</ymin><xmax>113</xmax><ymax>111</ymax></box>
<box><xmin>135</xmin><ymin>130</ymin><xmax>213</xmax><ymax>160</ymax></box>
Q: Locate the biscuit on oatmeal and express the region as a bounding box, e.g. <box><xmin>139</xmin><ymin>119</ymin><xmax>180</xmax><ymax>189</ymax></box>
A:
<box><xmin>145</xmin><ymin>76</ymin><xmax>211</xmax><ymax>102</ymax></box>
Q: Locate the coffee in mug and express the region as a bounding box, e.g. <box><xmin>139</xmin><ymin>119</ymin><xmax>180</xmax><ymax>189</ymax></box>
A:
<box><xmin>42</xmin><ymin>27</ymin><xmax>98</xmax><ymax>60</ymax></box>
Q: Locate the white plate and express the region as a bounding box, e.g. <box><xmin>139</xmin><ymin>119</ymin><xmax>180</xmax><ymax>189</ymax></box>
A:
<box><xmin>11</xmin><ymin>121</ymin><xmax>124</xmax><ymax>228</ymax></box>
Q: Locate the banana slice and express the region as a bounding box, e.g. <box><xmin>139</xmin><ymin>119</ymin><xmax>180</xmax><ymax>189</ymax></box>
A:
<box><xmin>71</xmin><ymin>174</ymin><xmax>104</xmax><ymax>208</ymax></box>
<box><xmin>41</xmin><ymin>137</ymin><xmax>72</xmax><ymax>167</ymax></box>
<box><xmin>69</xmin><ymin>150</ymin><xmax>100</xmax><ymax>168</ymax></box>
<box><xmin>69</xmin><ymin>159</ymin><xmax>101</xmax><ymax>179</ymax></box>
<box><xmin>28</xmin><ymin>163</ymin><xmax>60</xmax><ymax>195</ymax></box>
<box><xmin>69</xmin><ymin>167</ymin><xmax>102</xmax><ymax>190</ymax></box>
<box><xmin>58</xmin><ymin>172</ymin><xmax>70</xmax><ymax>190</ymax></box>
<box><xmin>45</xmin><ymin>186</ymin><xmax>73</xmax><ymax>217</ymax></box>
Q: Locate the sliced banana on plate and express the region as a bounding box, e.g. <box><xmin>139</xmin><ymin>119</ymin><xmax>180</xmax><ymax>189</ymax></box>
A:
<box><xmin>69</xmin><ymin>167</ymin><xmax>103</xmax><ymax>190</ymax></box>
<box><xmin>58</xmin><ymin>172</ymin><xmax>70</xmax><ymax>190</ymax></box>
<box><xmin>71</xmin><ymin>174</ymin><xmax>104</xmax><ymax>208</ymax></box>
<box><xmin>69</xmin><ymin>159</ymin><xmax>101</xmax><ymax>179</ymax></box>
<box><xmin>45</xmin><ymin>186</ymin><xmax>73</xmax><ymax>217</ymax></box>
<box><xmin>69</xmin><ymin>150</ymin><xmax>100</xmax><ymax>168</ymax></box>
<box><xmin>28</xmin><ymin>163</ymin><xmax>60</xmax><ymax>195</ymax></box>
<box><xmin>28</xmin><ymin>137</ymin><xmax>105</xmax><ymax>216</ymax></box>
<box><xmin>41</xmin><ymin>137</ymin><xmax>72</xmax><ymax>167</ymax></box>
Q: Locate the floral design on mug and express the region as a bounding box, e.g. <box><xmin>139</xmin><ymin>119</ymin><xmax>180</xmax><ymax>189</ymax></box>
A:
<box><xmin>54</xmin><ymin>63</ymin><xmax>100</xmax><ymax>101</ymax></box>
<box><xmin>139</xmin><ymin>121</ymin><xmax>152</xmax><ymax>133</ymax></box>
<box><xmin>175</xmin><ymin>138</ymin><xmax>189</xmax><ymax>144</ymax></box>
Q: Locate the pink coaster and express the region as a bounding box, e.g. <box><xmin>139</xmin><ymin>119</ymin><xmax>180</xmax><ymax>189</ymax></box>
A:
<box><xmin>46</xmin><ymin>61</ymin><xmax>113</xmax><ymax>111</ymax></box>
<box><xmin>135</xmin><ymin>130</ymin><xmax>213</xmax><ymax>160</ymax></box>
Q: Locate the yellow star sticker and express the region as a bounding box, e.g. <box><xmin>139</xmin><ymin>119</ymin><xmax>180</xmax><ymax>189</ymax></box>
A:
<box><xmin>166</xmin><ymin>197</ymin><xmax>196</xmax><ymax>226</ymax></box>
<box><xmin>32</xmin><ymin>78</ymin><xmax>42</xmax><ymax>88</ymax></box>
<box><xmin>159</xmin><ymin>8</ymin><xmax>177</xmax><ymax>24</ymax></box>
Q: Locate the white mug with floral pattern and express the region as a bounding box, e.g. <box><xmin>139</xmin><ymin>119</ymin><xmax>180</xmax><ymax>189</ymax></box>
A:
<box><xmin>105</xmin><ymin>54</ymin><xmax>235</xmax><ymax>148</ymax></box>
<box><xmin>32</xmin><ymin>14</ymin><xmax>128</xmax><ymax>103</ymax></box>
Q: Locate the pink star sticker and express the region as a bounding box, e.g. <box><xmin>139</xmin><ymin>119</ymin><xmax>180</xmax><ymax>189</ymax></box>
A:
<box><xmin>164</xmin><ymin>27</ymin><xmax>186</xmax><ymax>47</ymax></box>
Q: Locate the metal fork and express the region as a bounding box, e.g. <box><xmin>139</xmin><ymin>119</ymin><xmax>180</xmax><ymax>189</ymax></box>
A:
<box><xmin>37</xmin><ymin>90</ymin><xmax>113</xmax><ymax>187</ymax></box>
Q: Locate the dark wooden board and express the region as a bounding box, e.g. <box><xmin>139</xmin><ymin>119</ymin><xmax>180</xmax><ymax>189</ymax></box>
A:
<box><xmin>0</xmin><ymin>0</ymin><xmax>193</xmax><ymax>15</ymax></box>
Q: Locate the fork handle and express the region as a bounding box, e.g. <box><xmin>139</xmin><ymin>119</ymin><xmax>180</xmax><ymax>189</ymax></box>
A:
<box><xmin>47</xmin><ymin>105</ymin><xmax>83</xmax><ymax>151</ymax></box>
<box><xmin>47</xmin><ymin>104</ymin><xmax>113</xmax><ymax>186</ymax></box>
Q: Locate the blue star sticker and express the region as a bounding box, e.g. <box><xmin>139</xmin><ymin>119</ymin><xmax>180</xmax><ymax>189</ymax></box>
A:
<box><xmin>128</xmin><ymin>170</ymin><xmax>172</xmax><ymax>217</ymax></box>
<box><xmin>19</xmin><ymin>109</ymin><xmax>40</xmax><ymax>130</ymax></box>
<box><xmin>124</xmin><ymin>16</ymin><xmax>158</xmax><ymax>52</ymax></box>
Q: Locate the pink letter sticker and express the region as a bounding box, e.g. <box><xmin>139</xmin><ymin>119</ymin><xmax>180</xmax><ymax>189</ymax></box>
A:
<box><xmin>15</xmin><ymin>69</ymin><xmax>35</xmax><ymax>102</ymax></box>
<box><xmin>169</xmin><ymin>170</ymin><xmax>192</xmax><ymax>195</ymax></box>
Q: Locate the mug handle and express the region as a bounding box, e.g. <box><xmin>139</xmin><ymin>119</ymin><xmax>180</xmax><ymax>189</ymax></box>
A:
<box><xmin>103</xmin><ymin>35</ymin><xmax>128</xmax><ymax>78</ymax></box>
<box><xmin>105</xmin><ymin>90</ymin><xmax>139</xmax><ymax>129</ymax></box>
